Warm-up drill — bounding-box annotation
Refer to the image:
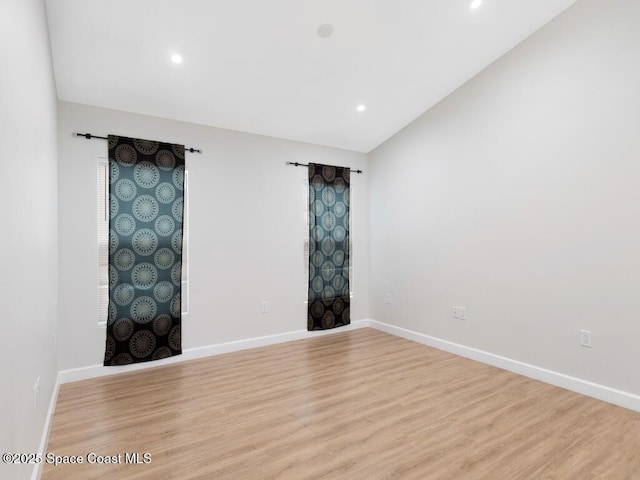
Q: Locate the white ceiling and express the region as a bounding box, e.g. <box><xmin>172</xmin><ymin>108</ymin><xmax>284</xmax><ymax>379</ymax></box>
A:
<box><xmin>45</xmin><ymin>0</ymin><xmax>578</xmax><ymax>153</ymax></box>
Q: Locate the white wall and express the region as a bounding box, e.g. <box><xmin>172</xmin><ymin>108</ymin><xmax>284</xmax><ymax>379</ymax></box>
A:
<box><xmin>9</xmin><ymin>0</ymin><xmax>638</xmax><ymax>470</ymax></box>
<box><xmin>369</xmin><ymin>0</ymin><xmax>640</xmax><ymax>395</ymax></box>
<box><xmin>0</xmin><ymin>1</ymin><xmax>58</xmax><ymax>479</ymax></box>
<box><xmin>57</xmin><ymin>101</ymin><xmax>369</xmax><ymax>371</ymax></box>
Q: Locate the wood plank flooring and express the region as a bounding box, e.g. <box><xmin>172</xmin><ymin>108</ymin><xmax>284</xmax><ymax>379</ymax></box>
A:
<box><xmin>42</xmin><ymin>328</ymin><xmax>640</xmax><ymax>479</ymax></box>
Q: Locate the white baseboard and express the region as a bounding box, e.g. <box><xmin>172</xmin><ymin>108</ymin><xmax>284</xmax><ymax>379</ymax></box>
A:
<box><xmin>57</xmin><ymin>319</ymin><xmax>371</xmax><ymax>384</ymax></box>
<box><xmin>368</xmin><ymin>320</ymin><xmax>640</xmax><ymax>413</ymax></box>
<box><xmin>31</xmin><ymin>373</ymin><xmax>61</xmax><ymax>480</ymax></box>
<box><xmin>56</xmin><ymin>319</ymin><xmax>640</xmax><ymax>413</ymax></box>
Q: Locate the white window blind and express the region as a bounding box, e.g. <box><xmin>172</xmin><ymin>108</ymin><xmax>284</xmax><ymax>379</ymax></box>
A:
<box><xmin>97</xmin><ymin>157</ymin><xmax>109</xmax><ymax>326</ymax></box>
<box><xmin>181</xmin><ymin>170</ymin><xmax>190</xmax><ymax>315</ymax></box>
<box><xmin>303</xmin><ymin>177</ymin><xmax>309</xmax><ymax>299</ymax></box>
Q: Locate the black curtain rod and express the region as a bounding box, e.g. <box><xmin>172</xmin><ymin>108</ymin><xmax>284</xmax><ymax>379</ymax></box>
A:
<box><xmin>73</xmin><ymin>132</ymin><xmax>202</xmax><ymax>154</ymax></box>
<box><xmin>286</xmin><ymin>161</ymin><xmax>363</xmax><ymax>174</ymax></box>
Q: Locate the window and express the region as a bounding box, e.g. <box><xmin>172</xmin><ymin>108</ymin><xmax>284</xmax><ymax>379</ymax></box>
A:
<box><xmin>97</xmin><ymin>158</ymin><xmax>189</xmax><ymax>326</ymax></box>
<box><xmin>306</xmin><ymin>164</ymin><xmax>352</xmax><ymax>330</ymax></box>
<box><xmin>303</xmin><ymin>176</ymin><xmax>353</xmax><ymax>302</ymax></box>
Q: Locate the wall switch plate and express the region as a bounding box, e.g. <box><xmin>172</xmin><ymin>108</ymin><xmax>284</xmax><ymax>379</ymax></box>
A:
<box><xmin>579</xmin><ymin>329</ymin><xmax>592</xmax><ymax>347</ymax></box>
<box><xmin>260</xmin><ymin>301</ymin><xmax>268</xmax><ymax>313</ymax></box>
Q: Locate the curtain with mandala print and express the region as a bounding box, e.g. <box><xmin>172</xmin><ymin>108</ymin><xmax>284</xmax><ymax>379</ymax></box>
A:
<box><xmin>105</xmin><ymin>135</ymin><xmax>184</xmax><ymax>365</ymax></box>
<box><xmin>308</xmin><ymin>163</ymin><xmax>350</xmax><ymax>330</ymax></box>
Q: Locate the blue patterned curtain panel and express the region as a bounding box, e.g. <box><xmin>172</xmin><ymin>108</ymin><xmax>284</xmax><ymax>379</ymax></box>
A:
<box><xmin>308</xmin><ymin>163</ymin><xmax>350</xmax><ymax>330</ymax></box>
<box><xmin>105</xmin><ymin>135</ymin><xmax>185</xmax><ymax>365</ymax></box>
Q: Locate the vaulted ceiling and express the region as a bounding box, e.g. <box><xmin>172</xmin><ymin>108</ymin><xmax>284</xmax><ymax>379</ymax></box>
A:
<box><xmin>45</xmin><ymin>0</ymin><xmax>578</xmax><ymax>152</ymax></box>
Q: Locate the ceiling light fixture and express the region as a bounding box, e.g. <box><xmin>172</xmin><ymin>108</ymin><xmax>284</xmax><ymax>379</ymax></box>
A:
<box><xmin>171</xmin><ymin>54</ymin><xmax>183</xmax><ymax>64</ymax></box>
<box><xmin>470</xmin><ymin>0</ymin><xmax>483</xmax><ymax>9</ymax></box>
<box><xmin>356</xmin><ymin>104</ymin><xmax>367</xmax><ymax>112</ymax></box>
<box><xmin>317</xmin><ymin>23</ymin><xmax>334</xmax><ymax>39</ymax></box>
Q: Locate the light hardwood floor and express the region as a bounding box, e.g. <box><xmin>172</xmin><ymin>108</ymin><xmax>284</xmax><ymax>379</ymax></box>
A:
<box><xmin>43</xmin><ymin>328</ymin><xmax>640</xmax><ymax>479</ymax></box>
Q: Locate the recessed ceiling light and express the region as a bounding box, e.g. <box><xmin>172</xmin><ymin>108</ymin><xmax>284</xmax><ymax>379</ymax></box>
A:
<box><xmin>317</xmin><ymin>24</ymin><xmax>334</xmax><ymax>38</ymax></box>
<box><xmin>356</xmin><ymin>104</ymin><xmax>366</xmax><ymax>112</ymax></box>
<box><xmin>470</xmin><ymin>0</ymin><xmax>483</xmax><ymax>9</ymax></box>
<box><xmin>171</xmin><ymin>54</ymin><xmax>183</xmax><ymax>64</ymax></box>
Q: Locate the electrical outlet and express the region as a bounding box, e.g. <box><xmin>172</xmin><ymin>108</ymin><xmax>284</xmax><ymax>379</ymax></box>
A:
<box><xmin>260</xmin><ymin>301</ymin><xmax>268</xmax><ymax>313</ymax></box>
<box><xmin>452</xmin><ymin>306</ymin><xmax>467</xmax><ymax>320</ymax></box>
<box><xmin>579</xmin><ymin>330</ymin><xmax>592</xmax><ymax>348</ymax></box>
<box><xmin>385</xmin><ymin>293</ymin><xmax>393</xmax><ymax>305</ymax></box>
